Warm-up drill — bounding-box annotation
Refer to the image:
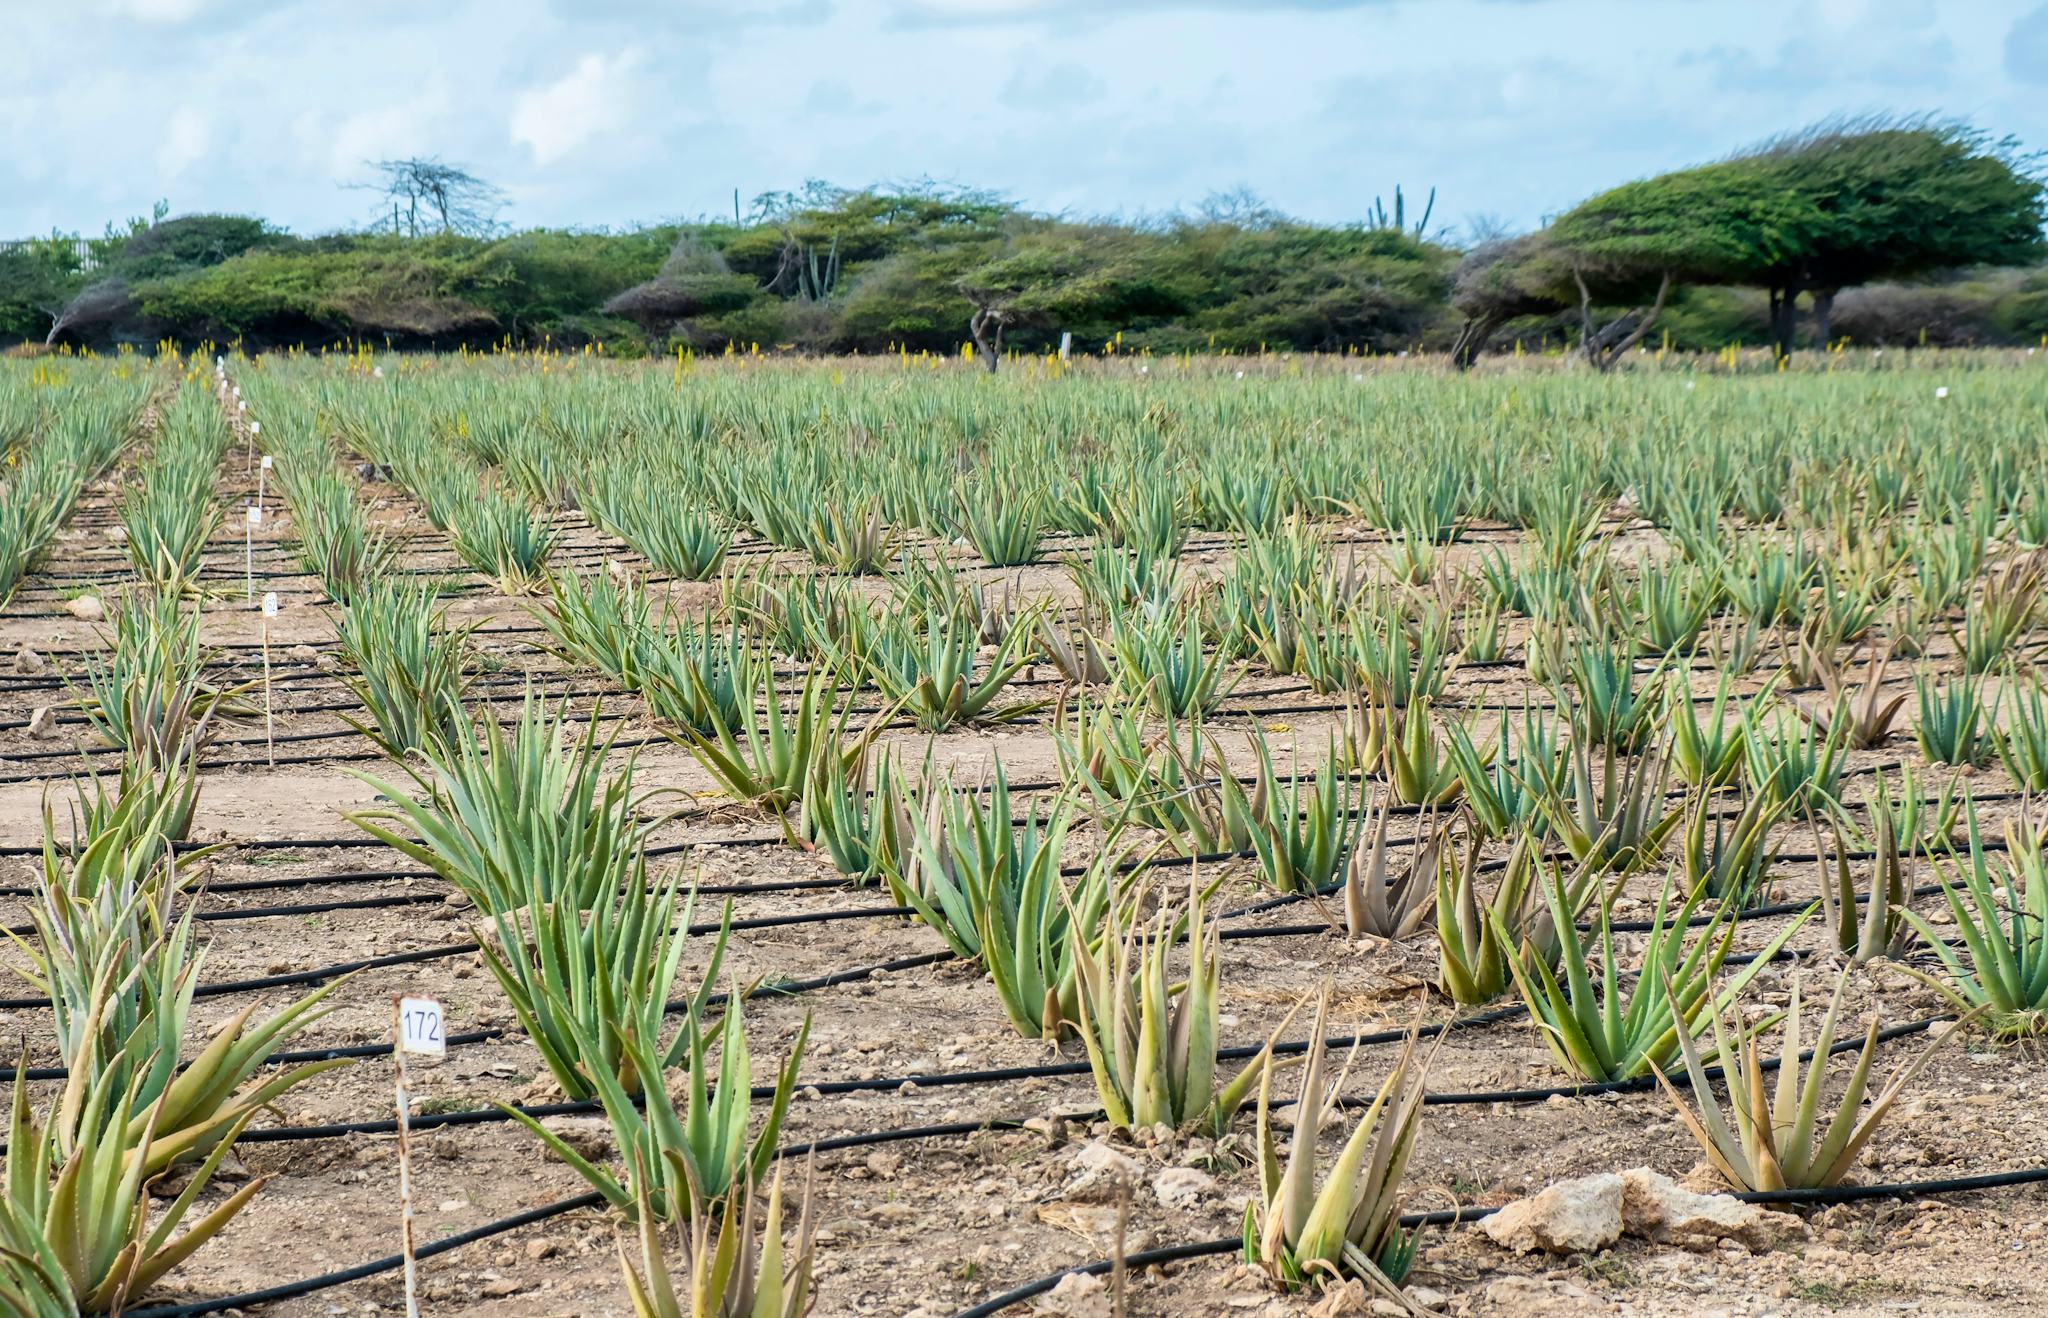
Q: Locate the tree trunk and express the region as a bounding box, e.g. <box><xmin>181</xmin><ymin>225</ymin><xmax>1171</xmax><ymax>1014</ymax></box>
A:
<box><xmin>969</xmin><ymin>308</ymin><xmax>1003</xmax><ymax>374</ymax></box>
<box><xmin>1574</xmin><ymin>269</ymin><xmax>1672</xmax><ymax>372</ymax></box>
<box><xmin>1450</xmin><ymin>315</ymin><xmax>1502</xmax><ymax>370</ymax></box>
<box><xmin>1768</xmin><ymin>285</ymin><xmax>1799</xmax><ymax>362</ymax></box>
<box><xmin>1812</xmin><ymin>289</ymin><xmax>1835</xmax><ymax>353</ymax></box>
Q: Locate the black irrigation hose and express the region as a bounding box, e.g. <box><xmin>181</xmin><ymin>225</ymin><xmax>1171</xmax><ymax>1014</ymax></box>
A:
<box><xmin>0</xmin><ymin>675</ymin><xmax>630</xmax><ymax>733</ymax></box>
<box><xmin>121</xmin><ymin>1191</ymin><xmax>610</xmax><ymax>1318</ymax></box>
<box><xmin>0</xmin><ymin>900</ymin><xmax>918</xmax><ymax>1003</ymax></box>
<box><xmin>0</xmin><ymin>875</ymin><xmax>897</xmax><ymax>934</ymax></box>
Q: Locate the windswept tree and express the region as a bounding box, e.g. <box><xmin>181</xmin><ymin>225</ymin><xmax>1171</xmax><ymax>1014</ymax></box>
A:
<box><xmin>955</xmin><ymin>228</ymin><xmax>1175</xmax><ymax>372</ymax></box>
<box><xmin>1452</xmin><ymin>119</ymin><xmax>2047</xmax><ymax>367</ymax></box>
<box><xmin>1739</xmin><ymin>119</ymin><xmax>2048</xmax><ymax>354</ymax></box>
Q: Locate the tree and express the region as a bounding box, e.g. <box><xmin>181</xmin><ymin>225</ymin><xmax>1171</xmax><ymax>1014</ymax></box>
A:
<box><xmin>955</xmin><ymin>228</ymin><xmax>1162</xmax><ymax>372</ymax></box>
<box><xmin>359</xmin><ymin>158</ymin><xmax>506</xmax><ymax>237</ymax></box>
<box><xmin>0</xmin><ymin>243</ymin><xmax>85</xmax><ymax>342</ymax></box>
<box><xmin>1737</xmin><ymin>120</ymin><xmax>2048</xmax><ymax>355</ymax></box>
<box><xmin>1448</xmin><ymin>120</ymin><xmax>2045</xmax><ymax>367</ymax></box>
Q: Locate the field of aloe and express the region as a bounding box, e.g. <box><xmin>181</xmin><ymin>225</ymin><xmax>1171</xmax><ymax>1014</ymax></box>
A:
<box><xmin>6</xmin><ymin>346</ymin><xmax>2048</xmax><ymax>1316</ymax></box>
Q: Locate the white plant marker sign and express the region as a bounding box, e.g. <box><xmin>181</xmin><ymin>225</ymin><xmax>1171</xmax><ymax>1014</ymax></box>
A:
<box><xmin>259</xmin><ymin>592</ymin><xmax>278</xmax><ymax>765</ymax></box>
<box><xmin>393</xmin><ymin>995</ymin><xmax>445</xmax><ymax>1318</ymax></box>
<box><xmin>243</xmin><ymin>504</ymin><xmax>262</xmax><ymax>600</ymax></box>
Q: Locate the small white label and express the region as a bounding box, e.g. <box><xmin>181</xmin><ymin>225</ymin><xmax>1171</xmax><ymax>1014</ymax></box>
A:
<box><xmin>251</xmin><ymin>422</ymin><xmax>263</xmax><ymax>436</ymax></box>
<box><xmin>261</xmin><ymin>591</ymin><xmax>279</xmax><ymax>617</ymax></box>
<box><xmin>237</xmin><ymin>400</ymin><xmax>248</xmax><ymax>411</ymax></box>
<box><xmin>231</xmin><ymin>386</ymin><xmax>240</xmax><ymax>398</ymax></box>
<box><xmin>245</xmin><ymin>505</ymin><xmax>263</xmax><ymax>526</ymax></box>
<box><xmin>397</xmin><ymin>997</ymin><xmax>445</xmax><ymax>1056</ymax></box>
<box><xmin>260</xmin><ymin>454</ymin><xmax>273</xmax><ymax>469</ymax></box>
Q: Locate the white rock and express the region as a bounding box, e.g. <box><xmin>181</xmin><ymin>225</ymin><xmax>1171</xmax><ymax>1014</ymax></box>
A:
<box><xmin>1151</xmin><ymin>1166</ymin><xmax>1216</xmax><ymax>1210</ymax></box>
<box><xmin>12</xmin><ymin>646</ymin><xmax>42</xmax><ymax>676</ymax></box>
<box><xmin>1064</xmin><ymin>1140</ymin><xmax>1143</xmax><ymax>1202</ymax></box>
<box><xmin>64</xmin><ymin>595</ymin><xmax>103</xmax><ymax>622</ymax></box>
<box><xmin>1619</xmin><ymin>1166</ymin><xmax>1804</xmax><ymax>1252</ymax></box>
<box><xmin>1481</xmin><ymin>1172</ymin><xmax>1624</xmax><ymax>1254</ymax></box>
<box><xmin>27</xmin><ymin>707</ymin><xmax>57</xmax><ymax>738</ymax></box>
<box><xmin>1481</xmin><ymin>1167</ymin><xmax>1805</xmax><ymax>1259</ymax></box>
<box><xmin>1036</xmin><ymin>1271</ymin><xmax>1111</xmax><ymax>1318</ymax></box>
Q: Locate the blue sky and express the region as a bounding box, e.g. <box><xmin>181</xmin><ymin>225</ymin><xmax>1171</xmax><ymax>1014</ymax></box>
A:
<box><xmin>5</xmin><ymin>0</ymin><xmax>2047</xmax><ymax>242</ymax></box>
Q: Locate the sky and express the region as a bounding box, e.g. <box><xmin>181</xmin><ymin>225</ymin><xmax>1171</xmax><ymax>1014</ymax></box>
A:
<box><xmin>5</xmin><ymin>0</ymin><xmax>2048</xmax><ymax>242</ymax></box>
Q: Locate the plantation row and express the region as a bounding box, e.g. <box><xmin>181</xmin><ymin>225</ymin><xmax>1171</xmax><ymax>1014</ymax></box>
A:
<box><xmin>5</xmin><ymin>350</ymin><xmax>2048</xmax><ymax>1314</ymax></box>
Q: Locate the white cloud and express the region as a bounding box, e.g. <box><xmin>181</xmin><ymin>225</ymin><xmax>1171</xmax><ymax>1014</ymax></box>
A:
<box><xmin>510</xmin><ymin>49</ymin><xmax>643</xmax><ymax>166</ymax></box>
<box><xmin>155</xmin><ymin>106</ymin><xmax>210</xmax><ymax>178</ymax></box>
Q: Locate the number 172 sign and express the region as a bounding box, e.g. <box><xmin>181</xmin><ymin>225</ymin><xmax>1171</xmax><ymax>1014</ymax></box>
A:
<box><xmin>397</xmin><ymin>997</ymin><xmax>445</xmax><ymax>1057</ymax></box>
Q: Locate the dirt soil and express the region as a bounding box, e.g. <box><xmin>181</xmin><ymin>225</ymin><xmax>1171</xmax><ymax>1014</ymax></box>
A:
<box><xmin>4</xmin><ymin>445</ymin><xmax>2047</xmax><ymax>1318</ymax></box>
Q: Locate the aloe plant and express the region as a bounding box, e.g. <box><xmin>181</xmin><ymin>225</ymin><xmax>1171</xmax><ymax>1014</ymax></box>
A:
<box><xmin>893</xmin><ymin>770</ymin><xmax>1114</xmax><ymax>1039</ymax></box>
<box><xmin>616</xmin><ymin>1158</ymin><xmax>815</xmax><ymax>1318</ymax></box>
<box><xmin>1501</xmin><ymin>873</ymin><xmax>1807</xmax><ymax>1082</ymax></box>
<box><xmin>1658</xmin><ymin>970</ymin><xmax>1973</xmax><ymax>1191</ymax></box>
<box><xmin>1996</xmin><ymin>667</ymin><xmax>2048</xmax><ymax>792</ymax></box>
<box><xmin>1667</xmin><ymin>666</ymin><xmax>1762</xmax><ymax>788</ymax></box>
<box><xmin>1111</xmin><ymin>605</ymin><xmax>1235</xmax><ymax>718</ymax></box>
<box><xmin>335</xmin><ymin>579</ymin><xmax>473</xmax><ymax>757</ymax></box>
<box><xmin>1533</xmin><ymin>738</ymin><xmax>1679</xmax><ymax>877</ymax></box>
<box><xmin>508</xmin><ymin>992</ymin><xmax>808</xmax><ymax>1223</ymax></box>
<box><xmin>348</xmin><ymin>691</ymin><xmax>664</xmax><ymax>914</ymax></box>
<box><xmin>449</xmin><ymin>487</ymin><xmax>558</xmax><ymax>594</ymax></box>
<box><xmin>1243</xmin><ymin>991</ymin><xmax>1440</xmax><ymax>1301</ymax></box>
<box><xmin>71</xmin><ymin>591</ymin><xmax>233</xmax><ymax>761</ymax></box>
<box><xmin>1802</xmin><ymin>646</ymin><xmax>1905</xmax><ymax>750</ymax></box>
<box><xmin>1902</xmin><ymin>814</ymin><xmax>2048</xmax><ymax>1037</ymax></box>
<box><xmin>1338</xmin><ymin>796</ymin><xmax>1445</xmax><ymax>939</ymax></box>
<box><xmin>797</xmin><ymin>749</ymin><xmax>913</xmax><ymax>884</ymax></box>
<box><xmin>665</xmin><ymin>668</ymin><xmax>881</xmax><ymax>815</ymax></box>
<box><xmin>856</xmin><ymin>605</ymin><xmax>1046</xmax><ymax>730</ymax></box>
<box><xmin>1815</xmin><ymin>812</ymin><xmax>1914</xmax><ymax>963</ymax></box>
<box><xmin>1678</xmin><ymin>788</ymin><xmax>1785</xmax><ymax>905</ymax></box>
<box><xmin>1</xmin><ymin>1055</ymin><xmax>264</xmax><ymax>1317</ymax></box>
<box><xmin>1914</xmin><ymin>670</ymin><xmax>1994</xmax><ymax>767</ymax></box>
<box><xmin>957</xmin><ymin>481</ymin><xmax>1046</xmax><ymax>566</ymax></box>
<box><xmin>1241</xmin><ymin>734</ymin><xmax>1361</xmax><ymax>895</ymax></box>
<box><xmin>1069</xmin><ymin>884</ymin><xmax>1288</xmax><ymax>1136</ymax></box>
<box><xmin>1742</xmin><ymin>707</ymin><xmax>1847</xmax><ymax>818</ymax></box>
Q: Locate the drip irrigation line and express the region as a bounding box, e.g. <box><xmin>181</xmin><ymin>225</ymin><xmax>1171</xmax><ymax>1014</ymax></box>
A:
<box><xmin>0</xmin><ymin>866</ymin><xmax>859</xmax><ymax>901</ymax></box>
<box><xmin>120</xmin><ymin>1191</ymin><xmax>609</xmax><ymax>1318</ymax></box>
<box><xmin>0</xmin><ymin>674</ymin><xmax>630</xmax><ymax>733</ymax></box>
<box><xmin>0</xmin><ymin>899</ymin><xmax>917</xmax><ymax>958</ymax></box>
<box><xmin>124</xmin><ymin>1110</ymin><xmax>1065</xmax><ymax>1318</ymax></box>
